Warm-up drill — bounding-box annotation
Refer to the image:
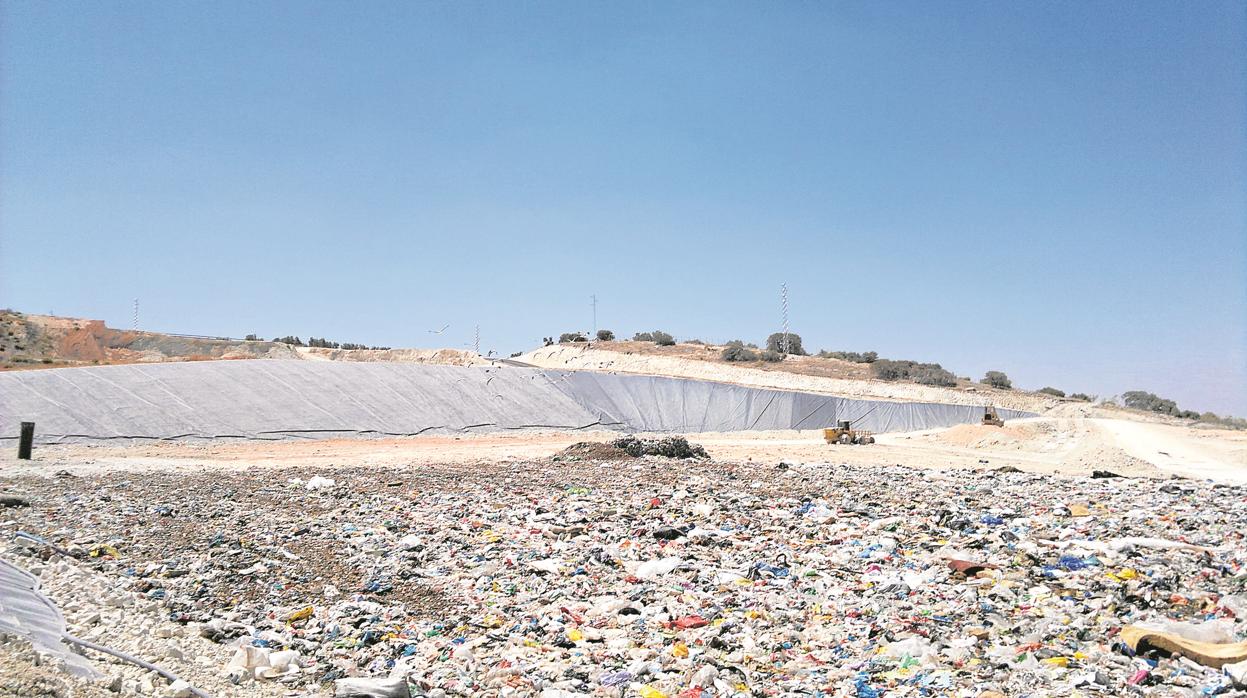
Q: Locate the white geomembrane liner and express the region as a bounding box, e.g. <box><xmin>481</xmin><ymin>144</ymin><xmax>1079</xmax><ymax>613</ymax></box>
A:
<box><xmin>0</xmin><ymin>559</ymin><xmax>99</xmax><ymax>677</ymax></box>
<box><xmin>0</xmin><ymin>360</ymin><xmax>1033</xmax><ymax>443</ymax></box>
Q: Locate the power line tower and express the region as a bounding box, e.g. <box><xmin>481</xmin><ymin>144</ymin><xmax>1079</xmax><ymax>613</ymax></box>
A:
<box><xmin>473</xmin><ymin>325</ymin><xmax>480</xmax><ymax>355</ymax></box>
<box><xmin>590</xmin><ymin>294</ymin><xmax>597</xmax><ymax>337</ymax></box>
<box><xmin>133</xmin><ymin>299</ymin><xmax>139</xmax><ymax>332</ymax></box>
<box><xmin>780</xmin><ymin>283</ymin><xmax>790</xmax><ymax>355</ymax></box>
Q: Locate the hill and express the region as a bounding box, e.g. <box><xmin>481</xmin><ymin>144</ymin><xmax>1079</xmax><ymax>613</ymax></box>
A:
<box><xmin>0</xmin><ymin>311</ymin><xmax>485</xmax><ymax>370</ymax></box>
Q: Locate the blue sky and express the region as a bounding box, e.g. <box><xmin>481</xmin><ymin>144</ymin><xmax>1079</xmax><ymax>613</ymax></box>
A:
<box><xmin>2</xmin><ymin>2</ymin><xmax>1244</xmax><ymax>415</ymax></box>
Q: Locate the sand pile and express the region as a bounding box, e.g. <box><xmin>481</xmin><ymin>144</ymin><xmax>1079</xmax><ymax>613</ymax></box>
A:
<box><xmin>939</xmin><ymin>423</ymin><xmax>1032</xmax><ymax>449</ymax></box>
<box><xmin>552</xmin><ymin>441</ymin><xmax>633</xmax><ymax>461</ymax></box>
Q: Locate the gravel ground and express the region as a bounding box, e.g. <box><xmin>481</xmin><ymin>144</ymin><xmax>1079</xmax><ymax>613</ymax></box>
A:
<box><xmin>2</xmin><ymin>456</ymin><xmax>1246</xmax><ymax>697</ymax></box>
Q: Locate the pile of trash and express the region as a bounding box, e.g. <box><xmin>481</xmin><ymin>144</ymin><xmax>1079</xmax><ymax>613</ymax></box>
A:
<box><xmin>3</xmin><ymin>457</ymin><xmax>1247</xmax><ymax>696</ymax></box>
<box><xmin>609</xmin><ymin>436</ymin><xmax>709</xmax><ymax>460</ymax></box>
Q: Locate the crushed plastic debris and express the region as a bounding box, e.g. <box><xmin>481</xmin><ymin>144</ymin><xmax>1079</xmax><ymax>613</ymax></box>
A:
<box><xmin>3</xmin><ymin>457</ymin><xmax>1246</xmax><ymax>696</ymax></box>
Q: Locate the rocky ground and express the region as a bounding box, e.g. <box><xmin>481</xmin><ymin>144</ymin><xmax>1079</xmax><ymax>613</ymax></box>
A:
<box><xmin>2</xmin><ymin>452</ymin><xmax>1246</xmax><ymax>697</ymax></box>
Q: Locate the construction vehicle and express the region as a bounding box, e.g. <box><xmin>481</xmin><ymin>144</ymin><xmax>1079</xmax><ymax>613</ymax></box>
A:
<box><xmin>982</xmin><ymin>404</ymin><xmax>1004</xmax><ymax>427</ymax></box>
<box><xmin>823</xmin><ymin>420</ymin><xmax>875</xmax><ymax>445</ymax></box>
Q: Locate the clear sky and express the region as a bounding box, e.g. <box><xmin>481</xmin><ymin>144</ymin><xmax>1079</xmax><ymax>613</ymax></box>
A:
<box><xmin>2</xmin><ymin>2</ymin><xmax>1244</xmax><ymax>415</ymax></box>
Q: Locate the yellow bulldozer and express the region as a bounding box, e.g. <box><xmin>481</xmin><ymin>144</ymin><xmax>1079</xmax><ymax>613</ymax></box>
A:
<box><xmin>823</xmin><ymin>420</ymin><xmax>875</xmax><ymax>445</ymax></box>
<box><xmin>982</xmin><ymin>404</ymin><xmax>1004</xmax><ymax>427</ymax></box>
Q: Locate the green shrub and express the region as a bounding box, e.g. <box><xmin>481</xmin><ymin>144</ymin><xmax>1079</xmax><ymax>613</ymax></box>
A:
<box><xmin>766</xmin><ymin>332</ymin><xmax>806</xmax><ymax>355</ymax></box>
<box><xmin>651</xmin><ymin>331</ymin><xmax>675</xmax><ymax>346</ymax></box>
<box><xmin>559</xmin><ymin>332</ymin><xmax>587</xmax><ymax>343</ymax></box>
<box><xmin>759</xmin><ymin>350</ymin><xmax>784</xmax><ymax>362</ymax></box>
<box><xmin>632</xmin><ymin>332</ymin><xmax>654</xmax><ymax>342</ymax></box>
<box><xmin>983</xmin><ymin>371</ymin><xmax>1012</xmax><ymax>390</ymax></box>
<box><xmin>1122</xmin><ymin>390</ymin><xmax>1178</xmax><ymax>415</ymax></box>
<box><xmin>871</xmin><ymin>359</ymin><xmax>909</xmax><ymax>381</ymax></box>
<box><xmin>913</xmin><ymin>366</ymin><xmax>957</xmax><ymax>386</ymax></box>
<box><xmin>818</xmin><ymin>350</ymin><xmax>878</xmax><ymax>363</ymax></box>
<box><xmin>721</xmin><ymin>345</ymin><xmax>758</xmax><ymax>362</ymax></box>
<box><xmin>1069</xmin><ymin>393</ymin><xmax>1092</xmax><ymax>401</ymax></box>
<box><xmin>1038</xmin><ymin>387</ymin><xmax>1065</xmax><ymax>397</ymax></box>
<box><xmin>595</xmin><ymin>330</ymin><xmax>615</xmax><ymax>341</ymax></box>
<box><xmin>872</xmin><ymin>359</ymin><xmax>956</xmax><ymax>386</ymax></box>
<box><xmin>1200</xmin><ymin>413</ymin><xmax>1247</xmax><ymax>430</ymax></box>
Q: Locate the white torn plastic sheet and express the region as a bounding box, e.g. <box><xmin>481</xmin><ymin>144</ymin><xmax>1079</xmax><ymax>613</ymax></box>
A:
<box><xmin>0</xmin><ymin>559</ymin><xmax>100</xmax><ymax>678</ymax></box>
<box><xmin>306</xmin><ymin>476</ymin><xmax>336</xmax><ymax>491</ymax></box>
<box><xmin>634</xmin><ymin>557</ymin><xmax>686</xmax><ymax>579</ymax></box>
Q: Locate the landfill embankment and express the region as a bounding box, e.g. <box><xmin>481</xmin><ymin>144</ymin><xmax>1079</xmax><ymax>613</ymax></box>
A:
<box><xmin>0</xmin><ymin>360</ymin><xmax>1034</xmax><ymax>444</ymax></box>
<box><xmin>518</xmin><ymin>345</ymin><xmax>1052</xmax><ymax>413</ymax></box>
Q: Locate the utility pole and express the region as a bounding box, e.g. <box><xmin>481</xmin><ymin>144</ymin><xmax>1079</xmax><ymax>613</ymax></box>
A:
<box><xmin>780</xmin><ymin>283</ymin><xmax>790</xmax><ymax>355</ymax></box>
<box><xmin>590</xmin><ymin>295</ymin><xmax>597</xmax><ymax>337</ymax></box>
<box><xmin>474</xmin><ymin>325</ymin><xmax>480</xmax><ymax>355</ymax></box>
<box><xmin>133</xmin><ymin>299</ymin><xmax>139</xmax><ymax>332</ymax></box>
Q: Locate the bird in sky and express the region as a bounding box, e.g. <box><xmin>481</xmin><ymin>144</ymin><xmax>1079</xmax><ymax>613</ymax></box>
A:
<box><xmin>428</xmin><ymin>324</ymin><xmax>450</xmax><ymax>334</ymax></box>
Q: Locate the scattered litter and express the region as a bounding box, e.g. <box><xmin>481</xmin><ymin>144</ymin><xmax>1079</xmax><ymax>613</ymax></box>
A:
<box><xmin>3</xmin><ymin>458</ymin><xmax>1245</xmax><ymax>695</ymax></box>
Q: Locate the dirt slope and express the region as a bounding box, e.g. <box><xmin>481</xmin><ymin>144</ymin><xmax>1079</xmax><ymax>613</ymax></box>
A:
<box><xmin>296</xmin><ymin>346</ymin><xmax>488</xmax><ymax>365</ymax></box>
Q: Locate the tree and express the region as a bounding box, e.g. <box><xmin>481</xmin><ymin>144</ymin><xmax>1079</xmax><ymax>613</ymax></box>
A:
<box><xmin>1038</xmin><ymin>387</ymin><xmax>1065</xmax><ymax>397</ymax></box>
<box><xmin>913</xmin><ymin>366</ymin><xmax>956</xmax><ymax>386</ymax></box>
<box><xmin>1069</xmin><ymin>393</ymin><xmax>1092</xmax><ymax>401</ymax></box>
<box><xmin>872</xmin><ymin>359</ymin><xmax>953</xmax><ymax>386</ymax></box>
<box><xmin>983</xmin><ymin>371</ymin><xmax>1012</xmax><ymax>390</ymax></box>
<box><xmin>632</xmin><ymin>332</ymin><xmax>654</xmax><ymax>342</ymax></box>
<box><xmin>595</xmin><ymin>329</ymin><xmax>615</xmax><ymax>341</ymax></box>
<box><xmin>1122</xmin><ymin>390</ymin><xmax>1179</xmax><ymax>415</ymax></box>
<box><xmin>651</xmin><ymin>330</ymin><xmax>675</xmax><ymax>346</ymax></box>
<box><xmin>766</xmin><ymin>332</ymin><xmax>806</xmax><ymax>355</ymax></box>
<box><xmin>559</xmin><ymin>332</ymin><xmax>587</xmax><ymax>343</ymax></box>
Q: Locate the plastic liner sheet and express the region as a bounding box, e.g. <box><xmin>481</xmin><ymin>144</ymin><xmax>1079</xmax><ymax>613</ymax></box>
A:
<box><xmin>0</xmin><ymin>360</ymin><xmax>1034</xmax><ymax>443</ymax></box>
<box><xmin>0</xmin><ymin>559</ymin><xmax>99</xmax><ymax>677</ymax></box>
<box><xmin>0</xmin><ymin>361</ymin><xmax>604</xmax><ymax>442</ymax></box>
<box><xmin>544</xmin><ymin>371</ymin><xmax>1034</xmax><ymax>434</ymax></box>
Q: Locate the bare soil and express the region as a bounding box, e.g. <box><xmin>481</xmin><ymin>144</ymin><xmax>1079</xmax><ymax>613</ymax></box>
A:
<box><xmin>5</xmin><ymin>415</ymin><xmax>1243</xmax><ymax>483</ymax></box>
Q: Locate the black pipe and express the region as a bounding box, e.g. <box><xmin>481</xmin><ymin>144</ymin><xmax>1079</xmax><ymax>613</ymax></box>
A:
<box><xmin>18</xmin><ymin>422</ymin><xmax>34</xmax><ymax>460</ymax></box>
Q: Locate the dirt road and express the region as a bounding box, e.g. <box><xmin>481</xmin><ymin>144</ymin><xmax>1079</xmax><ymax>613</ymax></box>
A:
<box><xmin>4</xmin><ymin>417</ymin><xmax>1243</xmax><ymax>483</ymax></box>
<box><xmin>1092</xmin><ymin>418</ymin><xmax>1247</xmax><ymax>484</ymax></box>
